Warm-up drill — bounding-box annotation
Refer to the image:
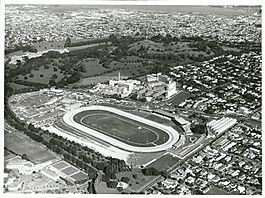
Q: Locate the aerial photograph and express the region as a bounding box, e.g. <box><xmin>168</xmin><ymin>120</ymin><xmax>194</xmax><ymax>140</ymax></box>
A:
<box><xmin>3</xmin><ymin>2</ymin><xmax>262</xmax><ymax>195</ymax></box>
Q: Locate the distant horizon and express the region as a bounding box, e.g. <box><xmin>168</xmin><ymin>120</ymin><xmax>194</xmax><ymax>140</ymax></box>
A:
<box><xmin>6</xmin><ymin>4</ymin><xmax>260</xmax><ymax>16</ymax></box>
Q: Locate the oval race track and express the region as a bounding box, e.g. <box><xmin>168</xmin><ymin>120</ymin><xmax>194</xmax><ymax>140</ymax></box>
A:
<box><xmin>63</xmin><ymin>105</ymin><xmax>181</xmax><ymax>153</ymax></box>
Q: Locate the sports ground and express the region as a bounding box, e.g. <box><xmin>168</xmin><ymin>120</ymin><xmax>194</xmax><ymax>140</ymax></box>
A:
<box><xmin>63</xmin><ymin>105</ymin><xmax>181</xmax><ymax>153</ymax></box>
<box><xmin>73</xmin><ymin>110</ymin><xmax>169</xmax><ymax>147</ymax></box>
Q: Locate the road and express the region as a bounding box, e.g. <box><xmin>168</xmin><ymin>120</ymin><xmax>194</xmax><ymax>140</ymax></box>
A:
<box><xmin>138</xmin><ymin>123</ymin><xmax>235</xmax><ymax>192</ymax></box>
<box><xmin>136</xmin><ymin>175</ymin><xmax>164</xmax><ymax>193</ymax></box>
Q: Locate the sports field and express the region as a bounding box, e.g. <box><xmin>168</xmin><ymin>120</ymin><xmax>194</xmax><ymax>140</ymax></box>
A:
<box><xmin>19</xmin><ymin>92</ymin><xmax>54</xmax><ymax>106</ymax></box>
<box><xmin>5</xmin><ymin>131</ymin><xmax>58</xmax><ymax>164</ymax></box>
<box><xmin>146</xmin><ymin>153</ymin><xmax>181</xmax><ymax>171</ymax></box>
<box><xmin>73</xmin><ymin>109</ymin><xmax>169</xmax><ymax>147</ymax></box>
<box><xmin>205</xmin><ymin>186</ymin><xmax>230</xmax><ymax>195</ymax></box>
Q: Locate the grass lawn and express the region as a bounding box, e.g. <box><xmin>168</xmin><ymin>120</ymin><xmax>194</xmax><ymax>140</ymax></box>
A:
<box><xmin>8</xmin><ymin>82</ymin><xmax>31</xmax><ymax>91</ymax></box>
<box><xmin>18</xmin><ymin>65</ymin><xmax>64</xmax><ymax>84</ymax></box>
<box><xmin>205</xmin><ymin>186</ymin><xmax>230</xmax><ymax>195</ymax></box>
<box><xmin>169</xmin><ymin>91</ymin><xmax>192</xmax><ymax>106</ymax></box>
<box><xmin>4</xmin><ymin>149</ymin><xmax>16</xmax><ymax>161</ymax></box>
<box><xmin>61</xmin><ymin>166</ymin><xmax>79</xmax><ymax>175</ymax></box>
<box><xmin>146</xmin><ymin>153</ymin><xmax>181</xmax><ymax>171</ymax></box>
<box><xmin>68</xmin><ymin>42</ymin><xmax>108</xmax><ymax>51</ymax></box>
<box><xmin>145</xmin><ymin>114</ymin><xmax>173</xmax><ymax>126</ymax></box>
<box><xmin>19</xmin><ymin>92</ymin><xmax>54</xmax><ymax>106</ymax></box>
<box><xmin>73</xmin><ymin>75</ymin><xmax>122</xmax><ymax>86</ymax></box>
<box><xmin>116</xmin><ymin>168</ymin><xmax>157</xmax><ymax>192</ymax></box>
<box><xmin>95</xmin><ymin>182</ymin><xmax>120</xmax><ymax>194</ymax></box>
<box><xmin>4</xmin><ymin>130</ymin><xmax>58</xmax><ymax>164</ymax></box>
<box><xmin>78</xmin><ymin>58</ymin><xmax>107</xmax><ymax>77</ymax></box>
<box><xmin>33</xmin><ymin>41</ymin><xmax>65</xmax><ymax>51</ymax></box>
<box><xmin>127</xmin><ymin>151</ymin><xmax>166</xmax><ymax>168</ymax></box>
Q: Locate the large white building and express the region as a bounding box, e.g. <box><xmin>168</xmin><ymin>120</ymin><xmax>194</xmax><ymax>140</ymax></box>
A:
<box><xmin>142</xmin><ymin>73</ymin><xmax>178</xmax><ymax>100</ymax></box>
<box><xmin>165</xmin><ymin>81</ymin><xmax>177</xmax><ymax>98</ymax></box>
<box><xmin>6</xmin><ymin>159</ymin><xmax>41</xmax><ymax>175</ymax></box>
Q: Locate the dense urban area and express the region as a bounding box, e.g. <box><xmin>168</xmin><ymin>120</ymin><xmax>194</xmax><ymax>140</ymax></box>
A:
<box><xmin>4</xmin><ymin>4</ymin><xmax>262</xmax><ymax>195</ymax></box>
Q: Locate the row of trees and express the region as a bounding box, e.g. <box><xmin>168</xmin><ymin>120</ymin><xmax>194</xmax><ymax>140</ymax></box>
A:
<box><xmin>5</xmin><ymin>91</ymin><xmax>129</xmax><ymax>182</ymax></box>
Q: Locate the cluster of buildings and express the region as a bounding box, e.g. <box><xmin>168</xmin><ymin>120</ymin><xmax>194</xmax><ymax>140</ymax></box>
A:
<box><xmin>171</xmin><ymin>52</ymin><xmax>261</xmax><ymax>116</ymax></box>
<box><xmin>150</xmin><ymin>109</ymin><xmax>191</xmax><ymax>134</ymax></box>
<box><xmin>93</xmin><ymin>73</ymin><xmax>139</xmax><ymax>98</ymax></box>
<box><xmin>145</xmin><ymin>123</ymin><xmax>261</xmax><ymax>195</ymax></box>
<box><xmin>137</xmin><ymin>73</ymin><xmax>178</xmax><ymax>101</ymax></box>
<box><xmin>91</xmin><ymin>72</ymin><xmax>178</xmax><ymax>101</ymax></box>
<box><xmin>9</xmin><ymin>88</ymin><xmax>90</xmax><ymax>127</ymax></box>
<box><xmin>207</xmin><ymin>117</ymin><xmax>237</xmax><ymax>136</ymax></box>
<box><xmin>5</xmin><ymin>5</ymin><xmax>261</xmax><ymax>50</ymax></box>
<box><xmin>4</xmin><ymin>155</ymin><xmax>87</xmax><ymax>193</ymax></box>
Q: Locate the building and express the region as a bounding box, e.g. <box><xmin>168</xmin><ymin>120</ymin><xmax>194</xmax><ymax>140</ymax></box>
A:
<box><xmin>6</xmin><ymin>158</ymin><xmax>41</xmax><ymax>175</ymax></box>
<box><xmin>7</xmin><ymin>178</ymin><xmax>23</xmax><ymax>192</ymax></box>
<box><xmin>41</xmin><ymin>167</ymin><xmax>60</xmax><ymax>181</ymax></box>
<box><xmin>143</xmin><ymin>73</ymin><xmax>178</xmax><ymax>100</ymax></box>
<box><xmin>158</xmin><ymin>74</ymin><xmax>170</xmax><ymax>83</ymax></box>
<box><xmin>207</xmin><ymin>117</ymin><xmax>237</xmax><ymax>135</ymax></box>
<box><xmin>146</xmin><ymin>74</ymin><xmax>158</xmax><ymax>82</ymax></box>
<box><xmin>152</xmin><ymin>109</ymin><xmax>191</xmax><ymax>133</ymax></box>
<box><xmin>165</xmin><ymin>81</ymin><xmax>177</xmax><ymax>98</ymax></box>
<box><xmin>108</xmin><ymin>76</ymin><xmax>135</xmax><ymax>98</ymax></box>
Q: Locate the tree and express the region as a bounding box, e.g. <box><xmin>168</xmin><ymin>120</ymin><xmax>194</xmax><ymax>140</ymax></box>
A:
<box><xmin>190</xmin><ymin>124</ymin><xmax>207</xmax><ymax>134</ymax></box>
<box><xmin>64</xmin><ymin>37</ymin><xmax>71</xmax><ymax>48</ymax></box>
<box><xmin>49</xmin><ymin>79</ymin><xmax>56</xmax><ymax>87</ymax></box>
<box><xmin>142</xmin><ymin>167</ymin><xmax>160</xmax><ymax>176</ymax></box>
<box><xmin>121</xmin><ymin>177</ymin><xmax>130</xmax><ymax>183</ymax></box>
<box><xmin>66</xmin><ymin>72</ymin><xmax>81</xmax><ymax>84</ymax></box>
<box><xmin>87</xmin><ymin>179</ymin><xmax>96</xmax><ymax>194</ymax></box>
<box><xmin>106</xmin><ymin>180</ymin><xmax>118</xmax><ymax>188</ymax></box>
<box><xmin>95</xmin><ymin>162</ymin><xmax>107</xmax><ymax>171</ymax></box>
<box><xmin>21</xmin><ymin>154</ymin><xmax>30</xmax><ymax>161</ymax></box>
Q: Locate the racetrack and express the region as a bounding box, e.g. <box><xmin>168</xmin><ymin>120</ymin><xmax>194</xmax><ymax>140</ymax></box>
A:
<box><xmin>63</xmin><ymin>105</ymin><xmax>181</xmax><ymax>153</ymax></box>
<box><xmin>73</xmin><ymin>110</ymin><xmax>169</xmax><ymax>147</ymax></box>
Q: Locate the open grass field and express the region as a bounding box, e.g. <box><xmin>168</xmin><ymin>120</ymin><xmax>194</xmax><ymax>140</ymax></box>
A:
<box><xmin>33</xmin><ymin>41</ymin><xmax>65</xmax><ymax>51</ymax></box>
<box><xmin>19</xmin><ymin>92</ymin><xmax>54</xmax><ymax>106</ymax></box>
<box><xmin>52</xmin><ymin>161</ymin><xmax>69</xmax><ymax>170</ymax></box>
<box><xmin>73</xmin><ymin>109</ymin><xmax>169</xmax><ymax>147</ymax></box>
<box><xmin>4</xmin><ymin>131</ymin><xmax>58</xmax><ymax>164</ymax></box>
<box><xmin>205</xmin><ymin>186</ymin><xmax>230</xmax><ymax>195</ymax></box>
<box><xmin>73</xmin><ymin>75</ymin><xmax>126</xmax><ymax>86</ymax></box>
<box><xmin>69</xmin><ymin>42</ymin><xmax>108</xmax><ymax>51</ymax></box>
<box><xmin>95</xmin><ymin>182</ymin><xmax>120</xmax><ymax>194</ymax></box>
<box><xmin>146</xmin><ymin>153</ymin><xmax>181</xmax><ymax>171</ymax></box>
<box><xmin>127</xmin><ymin>150</ymin><xmax>167</xmax><ymax>167</ymax></box>
<box><xmin>8</xmin><ymin>82</ymin><xmax>31</xmax><ymax>91</ymax></box>
<box><xmin>70</xmin><ymin>171</ymin><xmax>87</xmax><ymax>181</ymax></box>
<box><xmin>4</xmin><ymin>149</ymin><xmax>16</xmax><ymax>161</ymax></box>
<box><xmin>61</xmin><ymin>166</ymin><xmax>79</xmax><ymax>175</ymax></box>
<box><xmin>116</xmin><ymin>168</ymin><xmax>157</xmax><ymax>192</ymax></box>
<box><xmin>78</xmin><ymin>58</ymin><xmax>107</xmax><ymax>77</ymax></box>
<box><xmin>17</xmin><ymin>65</ymin><xmax>64</xmax><ymax>84</ymax></box>
<box><xmin>169</xmin><ymin>91</ymin><xmax>192</xmax><ymax>106</ymax></box>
